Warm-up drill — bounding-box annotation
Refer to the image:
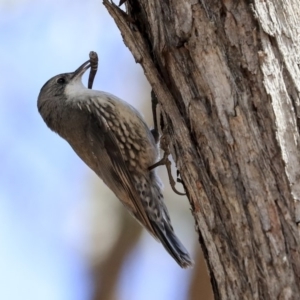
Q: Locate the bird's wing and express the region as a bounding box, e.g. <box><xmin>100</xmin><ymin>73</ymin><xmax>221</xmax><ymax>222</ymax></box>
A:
<box><xmin>83</xmin><ymin>98</ymin><xmax>156</xmax><ymax>235</ymax></box>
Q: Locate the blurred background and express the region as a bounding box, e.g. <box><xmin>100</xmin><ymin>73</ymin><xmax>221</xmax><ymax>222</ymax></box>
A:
<box><xmin>0</xmin><ymin>0</ymin><xmax>213</xmax><ymax>299</ymax></box>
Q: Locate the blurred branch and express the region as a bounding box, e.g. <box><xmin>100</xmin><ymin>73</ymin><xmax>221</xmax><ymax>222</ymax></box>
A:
<box><xmin>91</xmin><ymin>209</ymin><xmax>143</xmax><ymax>300</ymax></box>
<box><xmin>188</xmin><ymin>246</ymin><xmax>213</xmax><ymax>300</ymax></box>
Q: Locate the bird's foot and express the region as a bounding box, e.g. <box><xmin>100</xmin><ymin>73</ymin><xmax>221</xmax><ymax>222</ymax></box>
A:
<box><xmin>148</xmin><ymin>135</ymin><xmax>186</xmax><ymax>196</ymax></box>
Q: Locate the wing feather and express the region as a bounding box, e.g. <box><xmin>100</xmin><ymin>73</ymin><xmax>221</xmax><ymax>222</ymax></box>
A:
<box><xmin>86</xmin><ymin>101</ymin><xmax>155</xmax><ymax>234</ymax></box>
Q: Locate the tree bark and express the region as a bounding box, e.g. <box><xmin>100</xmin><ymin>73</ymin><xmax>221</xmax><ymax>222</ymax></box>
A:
<box><xmin>103</xmin><ymin>0</ymin><xmax>300</xmax><ymax>299</ymax></box>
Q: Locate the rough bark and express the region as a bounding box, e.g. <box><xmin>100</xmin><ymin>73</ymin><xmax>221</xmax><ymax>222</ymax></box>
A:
<box><xmin>103</xmin><ymin>0</ymin><xmax>300</xmax><ymax>299</ymax></box>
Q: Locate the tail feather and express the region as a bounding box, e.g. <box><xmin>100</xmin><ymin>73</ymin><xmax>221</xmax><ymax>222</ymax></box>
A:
<box><xmin>151</xmin><ymin>221</ymin><xmax>194</xmax><ymax>268</ymax></box>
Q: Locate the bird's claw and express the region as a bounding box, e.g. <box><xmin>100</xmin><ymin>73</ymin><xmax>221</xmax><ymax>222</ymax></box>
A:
<box><xmin>149</xmin><ymin>150</ymin><xmax>186</xmax><ymax>196</ymax></box>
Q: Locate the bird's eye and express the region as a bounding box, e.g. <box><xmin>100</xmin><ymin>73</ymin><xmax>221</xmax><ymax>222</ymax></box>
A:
<box><xmin>57</xmin><ymin>77</ymin><xmax>66</xmax><ymax>84</ymax></box>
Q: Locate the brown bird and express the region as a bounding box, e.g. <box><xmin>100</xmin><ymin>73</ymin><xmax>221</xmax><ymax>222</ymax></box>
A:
<box><xmin>37</xmin><ymin>59</ymin><xmax>193</xmax><ymax>268</ymax></box>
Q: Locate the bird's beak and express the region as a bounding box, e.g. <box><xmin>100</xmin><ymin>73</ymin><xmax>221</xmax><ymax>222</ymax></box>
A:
<box><xmin>71</xmin><ymin>60</ymin><xmax>91</xmax><ymax>80</ymax></box>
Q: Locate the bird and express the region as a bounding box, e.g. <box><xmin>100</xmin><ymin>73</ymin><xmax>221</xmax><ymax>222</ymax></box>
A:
<box><xmin>37</xmin><ymin>58</ymin><xmax>193</xmax><ymax>268</ymax></box>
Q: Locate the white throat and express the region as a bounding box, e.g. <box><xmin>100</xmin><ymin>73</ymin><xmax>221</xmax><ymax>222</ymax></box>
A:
<box><xmin>65</xmin><ymin>79</ymin><xmax>87</xmax><ymax>101</ymax></box>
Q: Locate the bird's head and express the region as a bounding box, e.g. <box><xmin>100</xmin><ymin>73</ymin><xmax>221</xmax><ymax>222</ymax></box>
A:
<box><xmin>37</xmin><ymin>59</ymin><xmax>91</xmax><ymax>132</ymax></box>
<box><xmin>38</xmin><ymin>60</ymin><xmax>90</xmax><ymax>108</ymax></box>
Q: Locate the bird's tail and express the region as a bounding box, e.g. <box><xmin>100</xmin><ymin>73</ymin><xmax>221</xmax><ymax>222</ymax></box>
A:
<box><xmin>151</xmin><ymin>221</ymin><xmax>194</xmax><ymax>268</ymax></box>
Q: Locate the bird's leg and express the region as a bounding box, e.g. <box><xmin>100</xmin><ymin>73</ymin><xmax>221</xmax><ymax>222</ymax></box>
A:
<box><xmin>150</xmin><ymin>90</ymin><xmax>160</xmax><ymax>143</ymax></box>
<box><xmin>149</xmin><ymin>131</ymin><xmax>186</xmax><ymax>196</ymax></box>
<box><xmin>88</xmin><ymin>51</ymin><xmax>98</xmax><ymax>89</ymax></box>
<box><xmin>149</xmin><ymin>91</ymin><xmax>185</xmax><ymax>195</ymax></box>
<box><xmin>148</xmin><ymin>150</ymin><xmax>168</xmax><ymax>171</ymax></box>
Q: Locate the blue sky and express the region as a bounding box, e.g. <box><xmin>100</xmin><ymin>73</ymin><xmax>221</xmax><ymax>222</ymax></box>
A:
<box><xmin>0</xmin><ymin>1</ymin><xmax>196</xmax><ymax>299</ymax></box>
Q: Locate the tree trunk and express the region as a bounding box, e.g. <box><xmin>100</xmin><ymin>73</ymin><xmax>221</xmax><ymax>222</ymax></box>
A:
<box><xmin>103</xmin><ymin>0</ymin><xmax>300</xmax><ymax>299</ymax></box>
